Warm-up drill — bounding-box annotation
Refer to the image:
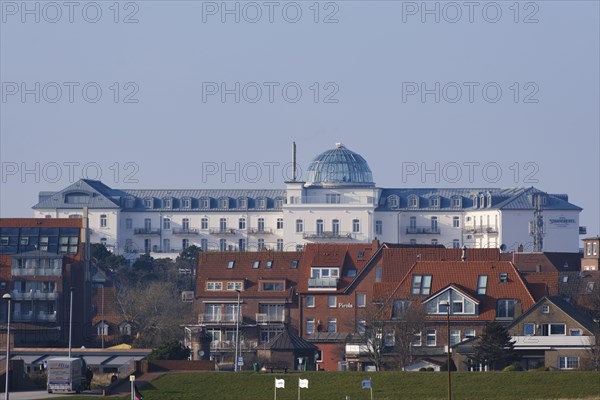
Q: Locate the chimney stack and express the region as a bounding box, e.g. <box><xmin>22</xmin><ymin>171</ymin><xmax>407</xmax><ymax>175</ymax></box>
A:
<box><xmin>461</xmin><ymin>245</ymin><xmax>467</xmax><ymax>261</ymax></box>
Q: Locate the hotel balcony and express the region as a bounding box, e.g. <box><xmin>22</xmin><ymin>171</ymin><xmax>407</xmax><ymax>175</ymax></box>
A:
<box><xmin>406</xmin><ymin>227</ymin><xmax>440</xmax><ymax>235</ymax></box>
<box><xmin>248</xmin><ymin>228</ymin><xmax>273</xmax><ymax>235</ymax></box>
<box><xmin>208</xmin><ymin>228</ymin><xmax>237</xmax><ymax>235</ymax></box>
<box><xmin>464</xmin><ymin>226</ymin><xmax>498</xmax><ymax>235</ymax></box>
<box><xmin>303</xmin><ymin>231</ymin><xmax>352</xmax><ymax>240</ymax></box>
<box><xmin>255</xmin><ymin>313</ymin><xmax>286</xmax><ymax>325</ymax></box>
<box><xmin>198</xmin><ymin>313</ymin><xmax>240</xmax><ymax>325</ymax></box>
<box><xmin>172</xmin><ymin>228</ymin><xmax>200</xmax><ymax>235</ymax></box>
<box><xmin>210</xmin><ymin>339</ymin><xmax>258</xmax><ymax>351</ymax></box>
<box><xmin>308</xmin><ymin>277</ymin><xmax>339</xmax><ymax>290</ymax></box>
<box><xmin>12</xmin><ymin>311</ymin><xmax>57</xmax><ymax>323</ymax></box>
<box><xmin>11</xmin><ymin>291</ymin><xmax>59</xmax><ymax>301</ymax></box>
<box><xmin>133</xmin><ymin>228</ymin><xmax>161</xmax><ymax>235</ymax></box>
<box><xmin>11</xmin><ymin>267</ymin><xmax>62</xmax><ymax>277</ymax></box>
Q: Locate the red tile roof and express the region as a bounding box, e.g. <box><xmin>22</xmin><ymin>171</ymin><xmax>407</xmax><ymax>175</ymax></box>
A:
<box><xmin>386</xmin><ymin>260</ymin><xmax>536</xmax><ymax>321</ymax></box>
<box><xmin>520</xmin><ymin>272</ymin><xmax>559</xmax><ymax>300</ymax></box>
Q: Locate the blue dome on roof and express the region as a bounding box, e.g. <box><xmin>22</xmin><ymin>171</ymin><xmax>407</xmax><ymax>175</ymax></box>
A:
<box><xmin>305</xmin><ymin>143</ymin><xmax>375</xmax><ymax>187</ymax></box>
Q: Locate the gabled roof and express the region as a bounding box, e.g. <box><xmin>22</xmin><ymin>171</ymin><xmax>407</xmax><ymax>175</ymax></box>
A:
<box><xmin>264</xmin><ymin>328</ymin><xmax>318</xmax><ymax>351</ymax></box>
<box><xmin>508</xmin><ymin>296</ymin><xmax>598</xmax><ymax>334</ymax></box>
<box><xmin>422</xmin><ymin>284</ymin><xmax>480</xmax><ymax>305</ymax></box>
<box><xmin>385</xmin><ymin>260</ymin><xmax>536</xmax><ymax>321</ymax></box>
<box><xmin>33</xmin><ymin>179</ymin><xmax>122</xmax><ymax>209</ymax></box>
<box><xmin>520</xmin><ymin>272</ymin><xmax>559</xmax><ymax>300</ymax></box>
<box><xmin>501</xmin><ymin>252</ymin><xmax>582</xmax><ymax>273</ymax></box>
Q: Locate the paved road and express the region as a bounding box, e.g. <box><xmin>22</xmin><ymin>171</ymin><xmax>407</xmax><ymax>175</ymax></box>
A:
<box><xmin>3</xmin><ymin>390</ymin><xmax>102</xmax><ymax>399</ymax></box>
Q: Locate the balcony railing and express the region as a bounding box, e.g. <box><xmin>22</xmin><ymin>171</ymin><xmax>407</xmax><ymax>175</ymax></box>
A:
<box><xmin>209</xmin><ymin>228</ymin><xmax>237</xmax><ymax>235</ymax></box>
<box><xmin>248</xmin><ymin>228</ymin><xmax>273</xmax><ymax>235</ymax></box>
<box><xmin>308</xmin><ymin>277</ymin><xmax>339</xmax><ymax>289</ymax></box>
<box><xmin>255</xmin><ymin>313</ymin><xmax>286</xmax><ymax>325</ymax></box>
<box><xmin>11</xmin><ymin>267</ymin><xmax>62</xmax><ymax>277</ymax></box>
<box><xmin>512</xmin><ymin>335</ymin><xmax>592</xmax><ymax>347</ymax></box>
<box><xmin>303</xmin><ymin>231</ymin><xmax>352</xmax><ymax>239</ymax></box>
<box><xmin>11</xmin><ymin>291</ymin><xmax>59</xmax><ymax>301</ymax></box>
<box><xmin>198</xmin><ymin>314</ymin><xmax>240</xmax><ymax>324</ymax></box>
<box><xmin>406</xmin><ymin>227</ymin><xmax>440</xmax><ymax>235</ymax></box>
<box><xmin>210</xmin><ymin>339</ymin><xmax>258</xmax><ymax>350</ymax></box>
<box><xmin>172</xmin><ymin>228</ymin><xmax>200</xmax><ymax>235</ymax></box>
<box><xmin>133</xmin><ymin>228</ymin><xmax>161</xmax><ymax>235</ymax></box>
<box><xmin>289</xmin><ymin>195</ymin><xmax>375</xmax><ymax>205</ymax></box>
<box><xmin>12</xmin><ymin>311</ymin><xmax>57</xmax><ymax>323</ymax></box>
<box><xmin>464</xmin><ymin>226</ymin><xmax>498</xmax><ymax>234</ymax></box>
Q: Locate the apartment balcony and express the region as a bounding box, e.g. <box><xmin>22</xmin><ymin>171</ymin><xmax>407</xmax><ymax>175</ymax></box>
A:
<box><xmin>11</xmin><ymin>291</ymin><xmax>59</xmax><ymax>301</ymax></box>
<box><xmin>464</xmin><ymin>226</ymin><xmax>498</xmax><ymax>235</ymax></box>
<box><xmin>172</xmin><ymin>228</ymin><xmax>200</xmax><ymax>235</ymax></box>
<box><xmin>248</xmin><ymin>228</ymin><xmax>273</xmax><ymax>235</ymax></box>
<box><xmin>12</xmin><ymin>311</ymin><xmax>58</xmax><ymax>323</ymax></box>
<box><xmin>303</xmin><ymin>231</ymin><xmax>352</xmax><ymax>240</ymax></box>
<box><xmin>255</xmin><ymin>313</ymin><xmax>286</xmax><ymax>325</ymax></box>
<box><xmin>209</xmin><ymin>228</ymin><xmax>237</xmax><ymax>235</ymax></box>
<box><xmin>198</xmin><ymin>314</ymin><xmax>240</xmax><ymax>325</ymax></box>
<box><xmin>36</xmin><ymin>312</ymin><xmax>58</xmax><ymax>322</ymax></box>
<box><xmin>512</xmin><ymin>335</ymin><xmax>592</xmax><ymax>348</ymax></box>
<box><xmin>406</xmin><ymin>227</ymin><xmax>440</xmax><ymax>235</ymax></box>
<box><xmin>133</xmin><ymin>228</ymin><xmax>161</xmax><ymax>235</ymax></box>
<box><xmin>210</xmin><ymin>339</ymin><xmax>258</xmax><ymax>351</ymax></box>
<box><xmin>308</xmin><ymin>277</ymin><xmax>339</xmax><ymax>290</ymax></box>
<box><xmin>11</xmin><ymin>267</ymin><xmax>62</xmax><ymax>277</ymax></box>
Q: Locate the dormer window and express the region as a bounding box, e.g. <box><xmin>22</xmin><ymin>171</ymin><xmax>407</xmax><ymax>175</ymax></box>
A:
<box><xmin>451</xmin><ymin>196</ymin><xmax>462</xmax><ymax>208</ymax></box>
<box><xmin>144</xmin><ymin>198</ymin><xmax>154</xmax><ymax>209</ymax></box>
<box><xmin>471</xmin><ymin>195</ymin><xmax>478</xmax><ymax>208</ymax></box>
<box><xmin>429</xmin><ymin>196</ymin><xmax>440</xmax><ymax>208</ymax></box>
<box><xmin>388</xmin><ymin>195</ymin><xmax>400</xmax><ymax>209</ymax></box>
<box><xmin>257</xmin><ymin>197</ymin><xmax>267</xmax><ymax>209</ymax></box>
<box><xmin>65</xmin><ymin>192</ymin><xmax>90</xmax><ymax>204</ymax></box>
<box><xmin>479</xmin><ymin>194</ymin><xmax>486</xmax><ymax>208</ymax></box>
<box><xmin>486</xmin><ymin>194</ymin><xmax>492</xmax><ymax>208</ymax></box>
<box><xmin>219</xmin><ymin>197</ymin><xmax>229</xmax><ymax>209</ymax></box>
<box><xmin>275</xmin><ymin>197</ymin><xmax>285</xmax><ymax>208</ymax></box>
<box><xmin>181</xmin><ymin>197</ymin><xmax>192</xmax><ymax>209</ymax></box>
<box><xmin>408</xmin><ymin>195</ymin><xmax>419</xmax><ymax>208</ymax></box>
<box><xmin>124</xmin><ymin>196</ymin><xmax>135</xmax><ymax>208</ymax></box>
<box><xmin>200</xmin><ymin>197</ymin><xmax>211</xmax><ymax>209</ymax></box>
<box><xmin>238</xmin><ymin>197</ymin><xmax>248</xmax><ymax>209</ymax></box>
<box><xmin>163</xmin><ymin>197</ymin><xmax>172</xmax><ymax>209</ymax></box>
<box><xmin>499</xmin><ymin>272</ymin><xmax>508</xmax><ymax>283</ymax></box>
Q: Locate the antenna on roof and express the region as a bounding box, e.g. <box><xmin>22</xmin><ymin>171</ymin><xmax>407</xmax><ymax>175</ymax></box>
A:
<box><xmin>292</xmin><ymin>142</ymin><xmax>297</xmax><ymax>182</ymax></box>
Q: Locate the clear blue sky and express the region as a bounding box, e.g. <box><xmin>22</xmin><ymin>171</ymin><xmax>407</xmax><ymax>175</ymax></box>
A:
<box><xmin>1</xmin><ymin>1</ymin><xmax>599</xmax><ymax>239</ymax></box>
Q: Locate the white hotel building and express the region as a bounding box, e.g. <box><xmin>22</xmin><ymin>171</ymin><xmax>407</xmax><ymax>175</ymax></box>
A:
<box><xmin>32</xmin><ymin>144</ymin><xmax>583</xmax><ymax>260</ymax></box>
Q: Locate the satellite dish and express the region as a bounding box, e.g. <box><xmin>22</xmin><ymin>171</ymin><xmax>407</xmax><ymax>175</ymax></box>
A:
<box><xmin>198</xmin><ymin>350</ymin><xmax>205</xmax><ymax>357</ymax></box>
<box><xmin>500</xmin><ymin>244</ymin><xmax>507</xmax><ymax>252</ymax></box>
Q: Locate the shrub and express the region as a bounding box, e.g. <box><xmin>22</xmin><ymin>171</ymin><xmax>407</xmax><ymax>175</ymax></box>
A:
<box><xmin>503</xmin><ymin>362</ymin><xmax>523</xmax><ymax>372</ymax></box>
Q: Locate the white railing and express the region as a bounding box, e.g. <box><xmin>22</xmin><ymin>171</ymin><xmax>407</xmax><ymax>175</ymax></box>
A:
<box><xmin>512</xmin><ymin>335</ymin><xmax>592</xmax><ymax>347</ymax></box>
<box><xmin>11</xmin><ymin>267</ymin><xmax>62</xmax><ymax>277</ymax></box>
<box><xmin>198</xmin><ymin>314</ymin><xmax>239</xmax><ymax>324</ymax></box>
<box><xmin>255</xmin><ymin>313</ymin><xmax>285</xmax><ymax>324</ymax></box>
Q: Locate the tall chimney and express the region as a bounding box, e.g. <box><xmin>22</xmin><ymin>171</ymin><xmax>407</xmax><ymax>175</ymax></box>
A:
<box><xmin>461</xmin><ymin>245</ymin><xmax>467</xmax><ymax>261</ymax></box>
<box><xmin>292</xmin><ymin>142</ymin><xmax>297</xmax><ymax>181</ymax></box>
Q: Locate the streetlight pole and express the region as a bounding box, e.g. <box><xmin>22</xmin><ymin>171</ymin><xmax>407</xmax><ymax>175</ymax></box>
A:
<box><xmin>234</xmin><ymin>289</ymin><xmax>241</xmax><ymax>372</ymax></box>
<box><xmin>3</xmin><ymin>293</ymin><xmax>12</xmax><ymax>400</ymax></box>
<box><xmin>439</xmin><ymin>300</ymin><xmax>452</xmax><ymax>400</ymax></box>
<box><xmin>68</xmin><ymin>287</ymin><xmax>73</xmax><ymax>358</ymax></box>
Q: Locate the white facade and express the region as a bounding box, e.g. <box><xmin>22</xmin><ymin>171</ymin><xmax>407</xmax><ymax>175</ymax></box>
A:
<box><xmin>32</xmin><ymin>145</ymin><xmax>583</xmax><ymax>257</ymax></box>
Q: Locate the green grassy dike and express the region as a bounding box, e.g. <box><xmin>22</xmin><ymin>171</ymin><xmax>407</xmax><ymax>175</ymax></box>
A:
<box><xmin>54</xmin><ymin>371</ymin><xmax>600</xmax><ymax>400</ymax></box>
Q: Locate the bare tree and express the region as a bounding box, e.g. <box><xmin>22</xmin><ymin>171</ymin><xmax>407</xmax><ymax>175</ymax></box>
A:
<box><xmin>358</xmin><ymin>299</ymin><xmax>425</xmax><ymax>371</ymax></box>
<box><xmin>116</xmin><ymin>281</ymin><xmax>193</xmax><ymax>348</ymax></box>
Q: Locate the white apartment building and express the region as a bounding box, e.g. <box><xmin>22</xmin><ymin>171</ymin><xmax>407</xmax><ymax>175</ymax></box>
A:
<box><xmin>32</xmin><ymin>143</ymin><xmax>583</xmax><ymax>260</ymax></box>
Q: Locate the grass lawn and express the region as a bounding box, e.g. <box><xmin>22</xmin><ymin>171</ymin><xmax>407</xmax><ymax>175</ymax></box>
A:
<box><xmin>53</xmin><ymin>371</ymin><xmax>600</xmax><ymax>400</ymax></box>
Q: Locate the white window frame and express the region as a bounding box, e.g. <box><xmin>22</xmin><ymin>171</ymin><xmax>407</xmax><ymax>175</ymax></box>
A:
<box><xmin>425</xmin><ymin>329</ymin><xmax>436</xmax><ymax>346</ymax></box>
<box><xmin>524</xmin><ymin>323</ymin><xmax>535</xmax><ymax>336</ymax></box>
<box><xmin>328</xmin><ymin>296</ymin><xmax>337</xmax><ymax>308</ymax></box>
<box><xmin>559</xmin><ymin>356</ymin><xmax>579</xmax><ymax>370</ymax></box>
<box><xmin>357</xmin><ymin>293</ymin><xmax>366</xmax><ymax>308</ymax></box>
<box><xmin>306</xmin><ymin>296</ymin><xmax>315</xmax><ymax>308</ymax></box>
<box><xmin>206</xmin><ymin>282</ymin><xmax>223</xmax><ymax>291</ymax></box>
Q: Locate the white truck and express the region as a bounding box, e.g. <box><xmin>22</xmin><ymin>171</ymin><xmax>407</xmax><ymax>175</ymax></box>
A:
<box><xmin>46</xmin><ymin>357</ymin><xmax>85</xmax><ymax>394</ymax></box>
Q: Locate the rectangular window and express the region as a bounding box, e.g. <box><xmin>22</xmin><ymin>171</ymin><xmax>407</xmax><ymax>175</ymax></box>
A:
<box><xmin>219</xmin><ymin>239</ymin><xmax>226</xmax><ymax>252</ymax></box>
<box><xmin>226</xmin><ymin>282</ymin><xmax>243</xmax><ymax>291</ymax></box>
<box><xmin>306</xmin><ymin>296</ymin><xmax>315</xmax><ymax>308</ymax></box>
<box><xmin>426</xmin><ymin>329</ymin><xmax>436</xmax><ymax>346</ymax></box>
<box><xmin>559</xmin><ymin>356</ymin><xmax>579</xmax><ymax>370</ymax></box>
<box><xmin>464</xmin><ymin>329</ymin><xmax>476</xmax><ymax>339</ymax></box>
<box><xmin>357</xmin><ymin>293</ymin><xmax>366</xmax><ymax>308</ymax></box>
<box><xmin>163</xmin><ymin>218</ymin><xmax>171</xmax><ymax>230</ymax></box>
<box><xmin>497</xmin><ymin>299</ymin><xmax>516</xmax><ymax>318</ymax></box>
<box><xmin>219</xmin><ymin>218</ymin><xmax>227</xmax><ymax>231</ymax></box>
<box><xmin>499</xmin><ymin>272</ymin><xmax>508</xmax><ymax>283</ymax></box>
<box><xmin>412</xmin><ymin>331</ymin><xmax>422</xmax><ymax>346</ymax></box>
<box><xmin>593</xmin><ymin>242</ymin><xmax>598</xmax><ymax>255</ymax></box>
<box><xmin>587</xmin><ymin>243</ymin><xmax>592</xmax><ymax>256</ymax></box>
<box><xmin>291</xmin><ymin>260</ymin><xmax>298</xmax><ymax>269</ymax></box>
<box><xmin>258</xmin><ymin>239</ymin><xmax>265</xmax><ymax>250</ymax></box>
<box><xmin>453</xmin><ymin>239</ymin><xmax>460</xmax><ymax>249</ymax></box>
<box><xmin>239</xmin><ymin>218</ymin><xmax>246</xmax><ymax>230</ymax></box>
<box><xmin>326</xmin><ymin>194</ymin><xmax>341</xmax><ymax>204</ymax></box>
<box><xmin>357</xmin><ymin>320</ymin><xmax>366</xmax><ymax>334</ymax></box>
<box><xmin>453</xmin><ymin>216</ymin><xmax>460</xmax><ymax>228</ymax></box>
<box><xmin>239</xmin><ymin>239</ymin><xmax>246</xmax><ymax>252</ymax></box>
<box><xmin>100</xmin><ymin>214</ymin><xmax>107</xmax><ymax>228</ymax></box>
<box><xmin>163</xmin><ymin>238</ymin><xmax>170</xmax><ymax>252</ymax></box>
<box><xmin>182</xmin><ymin>218</ymin><xmax>190</xmax><ymax>230</ymax></box>
<box><xmin>542</xmin><ymin>305</ymin><xmax>550</xmax><ymax>314</ymax></box>
<box><xmin>352</xmin><ymin>219</ymin><xmax>360</xmax><ymax>233</ymax></box>
<box><xmin>276</xmin><ymin>239</ymin><xmax>283</xmax><ymax>251</ymax></box>
<box><xmin>450</xmin><ymin>329</ymin><xmax>461</xmax><ymax>345</ymax></box>
<box><xmin>125</xmin><ymin>218</ymin><xmax>132</xmax><ymax>229</ymax></box>
<box><xmin>201</xmin><ymin>218</ymin><xmax>208</xmax><ymax>230</ymax></box>
<box><xmin>411</xmin><ymin>275</ymin><xmax>432</xmax><ymax>295</ymax></box>
<box><xmin>570</xmin><ymin>329</ymin><xmax>581</xmax><ymax>336</ymax></box>
<box><xmin>182</xmin><ymin>198</ymin><xmax>191</xmax><ymax>208</ymax></box>
<box><xmin>375</xmin><ymin>267</ymin><xmax>382</xmax><ymax>283</ymax></box>
<box><xmin>145</xmin><ymin>198</ymin><xmax>153</xmax><ymax>208</ymax></box>
<box><xmin>327</xmin><ymin>318</ymin><xmax>337</xmax><ymax>333</ymax></box>
<box><xmin>328</xmin><ymin>296</ymin><xmax>337</xmax><ymax>308</ymax></box>
<box><xmin>258</xmin><ymin>218</ymin><xmax>265</xmax><ymax>232</ymax></box>
<box><xmin>227</xmin><ymin>261</ymin><xmax>235</xmax><ymax>269</ymax></box>
<box><xmin>265</xmin><ymin>260</ymin><xmax>272</xmax><ymax>269</ymax></box>
<box><xmin>206</xmin><ymin>282</ymin><xmax>222</xmax><ymax>291</ymax></box>
<box><xmin>252</xmin><ymin>261</ymin><xmax>260</xmax><ymax>269</ymax></box>
<box><xmin>261</xmin><ymin>281</ymin><xmax>284</xmax><ymax>291</ymax></box>
<box><xmin>524</xmin><ymin>323</ymin><xmax>535</xmax><ymax>336</ymax></box>
<box><xmin>277</xmin><ymin>218</ymin><xmax>284</xmax><ymax>229</ymax></box>
<box><xmin>200</xmin><ymin>239</ymin><xmax>208</xmax><ymax>251</ymax></box>
<box><xmin>306</xmin><ymin>318</ymin><xmax>315</xmax><ymax>335</ymax></box>
<box><xmin>477</xmin><ymin>275</ymin><xmax>488</xmax><ymax>295</ymax></box>
<box><xmin>296</xmin><ymin>219</ymin><xmax>303</xmax><ymax>233</ymax></box>
<box><xmin>375</xmin><ymin>220</ymin><xmax>383</xmax><ymax>235</ymax></box>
